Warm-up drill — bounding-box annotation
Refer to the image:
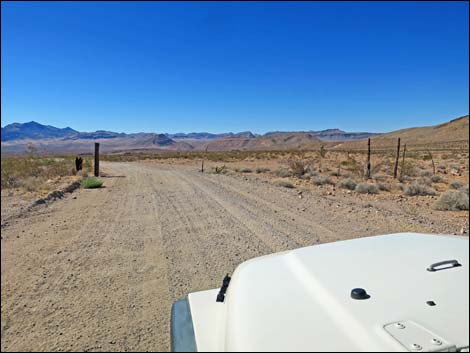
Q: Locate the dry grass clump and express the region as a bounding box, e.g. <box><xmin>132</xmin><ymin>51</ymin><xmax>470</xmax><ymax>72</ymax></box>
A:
<box><xmin>338</xmin><ymin>178</ymin><xmax>357</xmax><ymax>190</ymax></box>
<box><xmin>355</xmin><ymin>183</ymin><xmax>378</xmax><ymax>194</ymax></box>
<box><xmin>239</xmin><ymin>167</ymin><xmax>252</xmax><ymax>173</ymax></box>
<box><xmin>313</xmin><ymin>176</ymin><xmax>335</xmax><ymax>186</ymax></box>
<box><xmin>274</xmin><ymin>167</ymin><xmax>292</xmax><ymax>178</ymax></box>
<box><xmin>449</xmin><ymin>181</ymin><xmax>464</xmax><ymax>190</ymax></box>
<box><xmin>273</xmin><ymin>179</ymin><xmax>295</xmax><ymax>188</ymax></box>
<box><xmin>433</xmin><ymin>190</ymin><xmax>469</xmax><ymax>211</ymax></box>
<box><xmin>403</xmin><ymin>183</ymin><xmax>436</xmax><ymax>196</ymax></box>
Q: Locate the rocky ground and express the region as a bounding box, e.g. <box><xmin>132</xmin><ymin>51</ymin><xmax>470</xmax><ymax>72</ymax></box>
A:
<box><xmin>1</xmin><ymin>161</ymin><xmax>468</xmax><ymax>351</ymax></box>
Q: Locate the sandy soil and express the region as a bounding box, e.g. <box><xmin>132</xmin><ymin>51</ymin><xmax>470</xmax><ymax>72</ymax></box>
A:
<box><xmin>1</xmin><ymin>161</ymin><xmax>468</xmax><ymax>352</ymax></box>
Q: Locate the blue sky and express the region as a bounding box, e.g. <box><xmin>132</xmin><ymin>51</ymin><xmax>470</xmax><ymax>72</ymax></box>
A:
<box><xmin>1</xmin><ymin>1</ymin><xmax>468</xmax><ymax>134</ymax></box>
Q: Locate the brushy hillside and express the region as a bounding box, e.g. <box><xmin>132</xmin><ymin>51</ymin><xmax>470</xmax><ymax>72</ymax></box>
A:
<box><xmin>335</xmin><ymin>115</ymin><xmax>469</xmax><ymax>151</ymax></box>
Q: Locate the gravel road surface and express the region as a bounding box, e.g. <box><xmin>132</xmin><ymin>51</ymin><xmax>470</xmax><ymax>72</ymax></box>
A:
<box><xmin>1</xmin><ymin>162</ymin><xmax>466</xmax><ymax>351</ymax></box>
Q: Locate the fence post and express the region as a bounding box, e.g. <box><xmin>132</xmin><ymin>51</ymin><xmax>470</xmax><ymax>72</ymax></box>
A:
<box><xmin>94</xmin><ymin>143</ymin><xmax>100</xmax><ymax>177</ymax></box>
<box><xmin>400</xmin><ymin>143</ymin><xmax>407</xmax><ymax>179</ymax></box>
<box><xmin>393</xmin><ymin>138</ymin><xmax>401</xmax><ymax>179</ymax></box>
<box><xmin>366</xmin><ymin>138</ymin><xmax>371</xmax><ymax>179</ymax></box>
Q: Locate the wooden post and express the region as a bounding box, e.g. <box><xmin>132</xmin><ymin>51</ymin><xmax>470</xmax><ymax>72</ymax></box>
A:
<box><xmin>366</xmin><ymin>138</ymin><xmax>371</xmax><ymax>179</ymax></box>
<box><xmin>400</xmin><ymin>143</ymin><xmax>407</xmax><ymax>179</ymax></box>
<box><xmin>94</xmin><ymin>142</ymin><xmax>100</xmax><ymax>177</ymax></box>
<box><xmin>393</xmin><ymin>138</ymin><xmax>401</xmax><ymax>179</ymax></box>
<box><xmin>427</xmin><ymin>149</ymin><xmax>436</xmax><ymax>175</ymax></box>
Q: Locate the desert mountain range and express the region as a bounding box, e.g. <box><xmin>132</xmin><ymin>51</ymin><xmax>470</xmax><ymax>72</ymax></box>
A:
<box><xmin>1</xmin><ymin>115</ymin><xmax>468</xmax><ymax>154</ymax></box>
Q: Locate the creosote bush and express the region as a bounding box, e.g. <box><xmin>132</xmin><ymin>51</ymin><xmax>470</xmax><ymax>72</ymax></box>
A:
<box><xmin>355</xmin><ymin>183</ymin><xmax>378</xmax><ymax>194</ymax></box>
<box><xmin>433</xmin><ymin>190</ymin><xmax>469</xmax><ymax>211</ymax></box>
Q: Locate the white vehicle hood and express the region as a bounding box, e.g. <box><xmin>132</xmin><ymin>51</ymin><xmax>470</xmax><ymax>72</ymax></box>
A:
<box><xmin>188</xmin><ymin>233</ymin><xmax>469</xmax><ymax>352</ymax></box>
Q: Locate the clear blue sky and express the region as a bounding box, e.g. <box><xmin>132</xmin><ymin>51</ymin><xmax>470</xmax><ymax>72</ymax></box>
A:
<box><xmin>1</xmin><ymin>1</ymin><xmax>468</xmax><ymax>134</ymax></box>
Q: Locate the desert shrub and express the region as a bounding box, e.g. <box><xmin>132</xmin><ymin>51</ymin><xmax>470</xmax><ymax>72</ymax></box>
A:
<box><xmin>433</xmin><ymin>190</ymin><xmax>469</xmax><ymax>211</ymax></box>
<box><xmin>255</xmin><ymin>167</ymin><xmax>270</xmax><ymax>174</ymax></box>
<box><xmin>450</xmin><ymin>181</ymin><xmax>464</xmax><ymax>190</ymax></box>
<box><xmin>313</xmin><ymin>176</ymin><xmax>334</xmax><ymax>186</ymax></box>
<box><xmin>338</xmin><ymin>178</ymin><xmax>357</xmax><ymax>190</ymax></box>
<box><xmin>274</xmin><ymin>167</ymin><xmax>292</xmax><ymax>178</ymax></box>
<box><xmin>81</xmin><ymin>177</ymin><xmax>103</xmax><ymax>189</ymax></box>
<box><xmin>417</xmin><ymin>177</ymin><xmax>432</xmax><ymax>186</ymax></box>
<box><xmin>288</xmin><ymin>160</ymin><xmax>308</xmax><ymax>177</ymax></box>
<box><xmin>400</xmin><ymin>161</ymin><xmax>420</xmax><ymax>177</ymax></box>
<box><xmin>355</xmin><ymin>183</ymin><xmax>378</xmax><ymax>194</ymax></box>
<box><xmin>378</xmin><ymin>183</ymin><xmax>391</xmax><ymax>191</ymax></box>
<box><xmin>431</xmin><ymin>175</ymin><xmax>444</xmax><ymax>183</ymax></box>
<box><xmin>340</xmin><ymin>158</ymin><xmax>361</xmax><ymax>176</ymax></box>
<box><xmin>420</xmin><ymin>170</ymin><xmax>433</xmax><ymax>177</ymax></box>
<box><xmin>403</xmin><ymin>183</ymin><xmax>436</xmax><ymax>196</ymax></box>
<box><xmin>273</xmin><ymin>179</ymin><xmax>295</xmax><ymax>188</ymax></box>
<box><xmin>239</xmin><ymin>167</ymin><xmax>252</xmax><ymax>173</ymax></box>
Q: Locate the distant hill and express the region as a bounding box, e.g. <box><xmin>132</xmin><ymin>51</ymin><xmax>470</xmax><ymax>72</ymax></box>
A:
<box><xmin>168</xmin><ymin>131</ymin><xmax>256</xmax><ymax>140</ymax></box>
<box><xmin>201</xmin><ymin>132</ymin><xmax>323</xmax><ymax>151</ymax></box>
<box><xmin>264</xmin><ymin>129</ymin><xmax>378</xmax><ymax>141</ymax></box>
<box><xmin>335</xmin><ymin>115</ymin><xmax>469</xmax><ymax>150</ymax></box>
<box><xmin>1</xmin><ymin>121</ymin><xmax>77</xmax><ymax>141</ymax></box>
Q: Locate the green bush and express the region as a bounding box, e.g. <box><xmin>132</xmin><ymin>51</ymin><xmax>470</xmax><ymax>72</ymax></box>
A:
<box><xmin>81</xmin><ymin>177</ymin><xmax>103</xmax><ymax>189</ymax></box>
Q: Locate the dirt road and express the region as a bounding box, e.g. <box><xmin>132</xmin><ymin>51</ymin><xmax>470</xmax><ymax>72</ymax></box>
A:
<box><xmin>1</xmin><ymin>162</ymin><xmax>467</xmax><ymax>351</ymax></box>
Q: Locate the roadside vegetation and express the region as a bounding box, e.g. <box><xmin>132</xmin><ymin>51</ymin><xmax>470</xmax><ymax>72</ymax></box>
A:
<box><xmin>81</xmin><ymin>176</ymin><xmax>103</xmax><ymax>189</ymax></box>
<box><xmin>1</xmin><ymin>154</ymin><xmax>92</xmax><ymax>192</ymax></box>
